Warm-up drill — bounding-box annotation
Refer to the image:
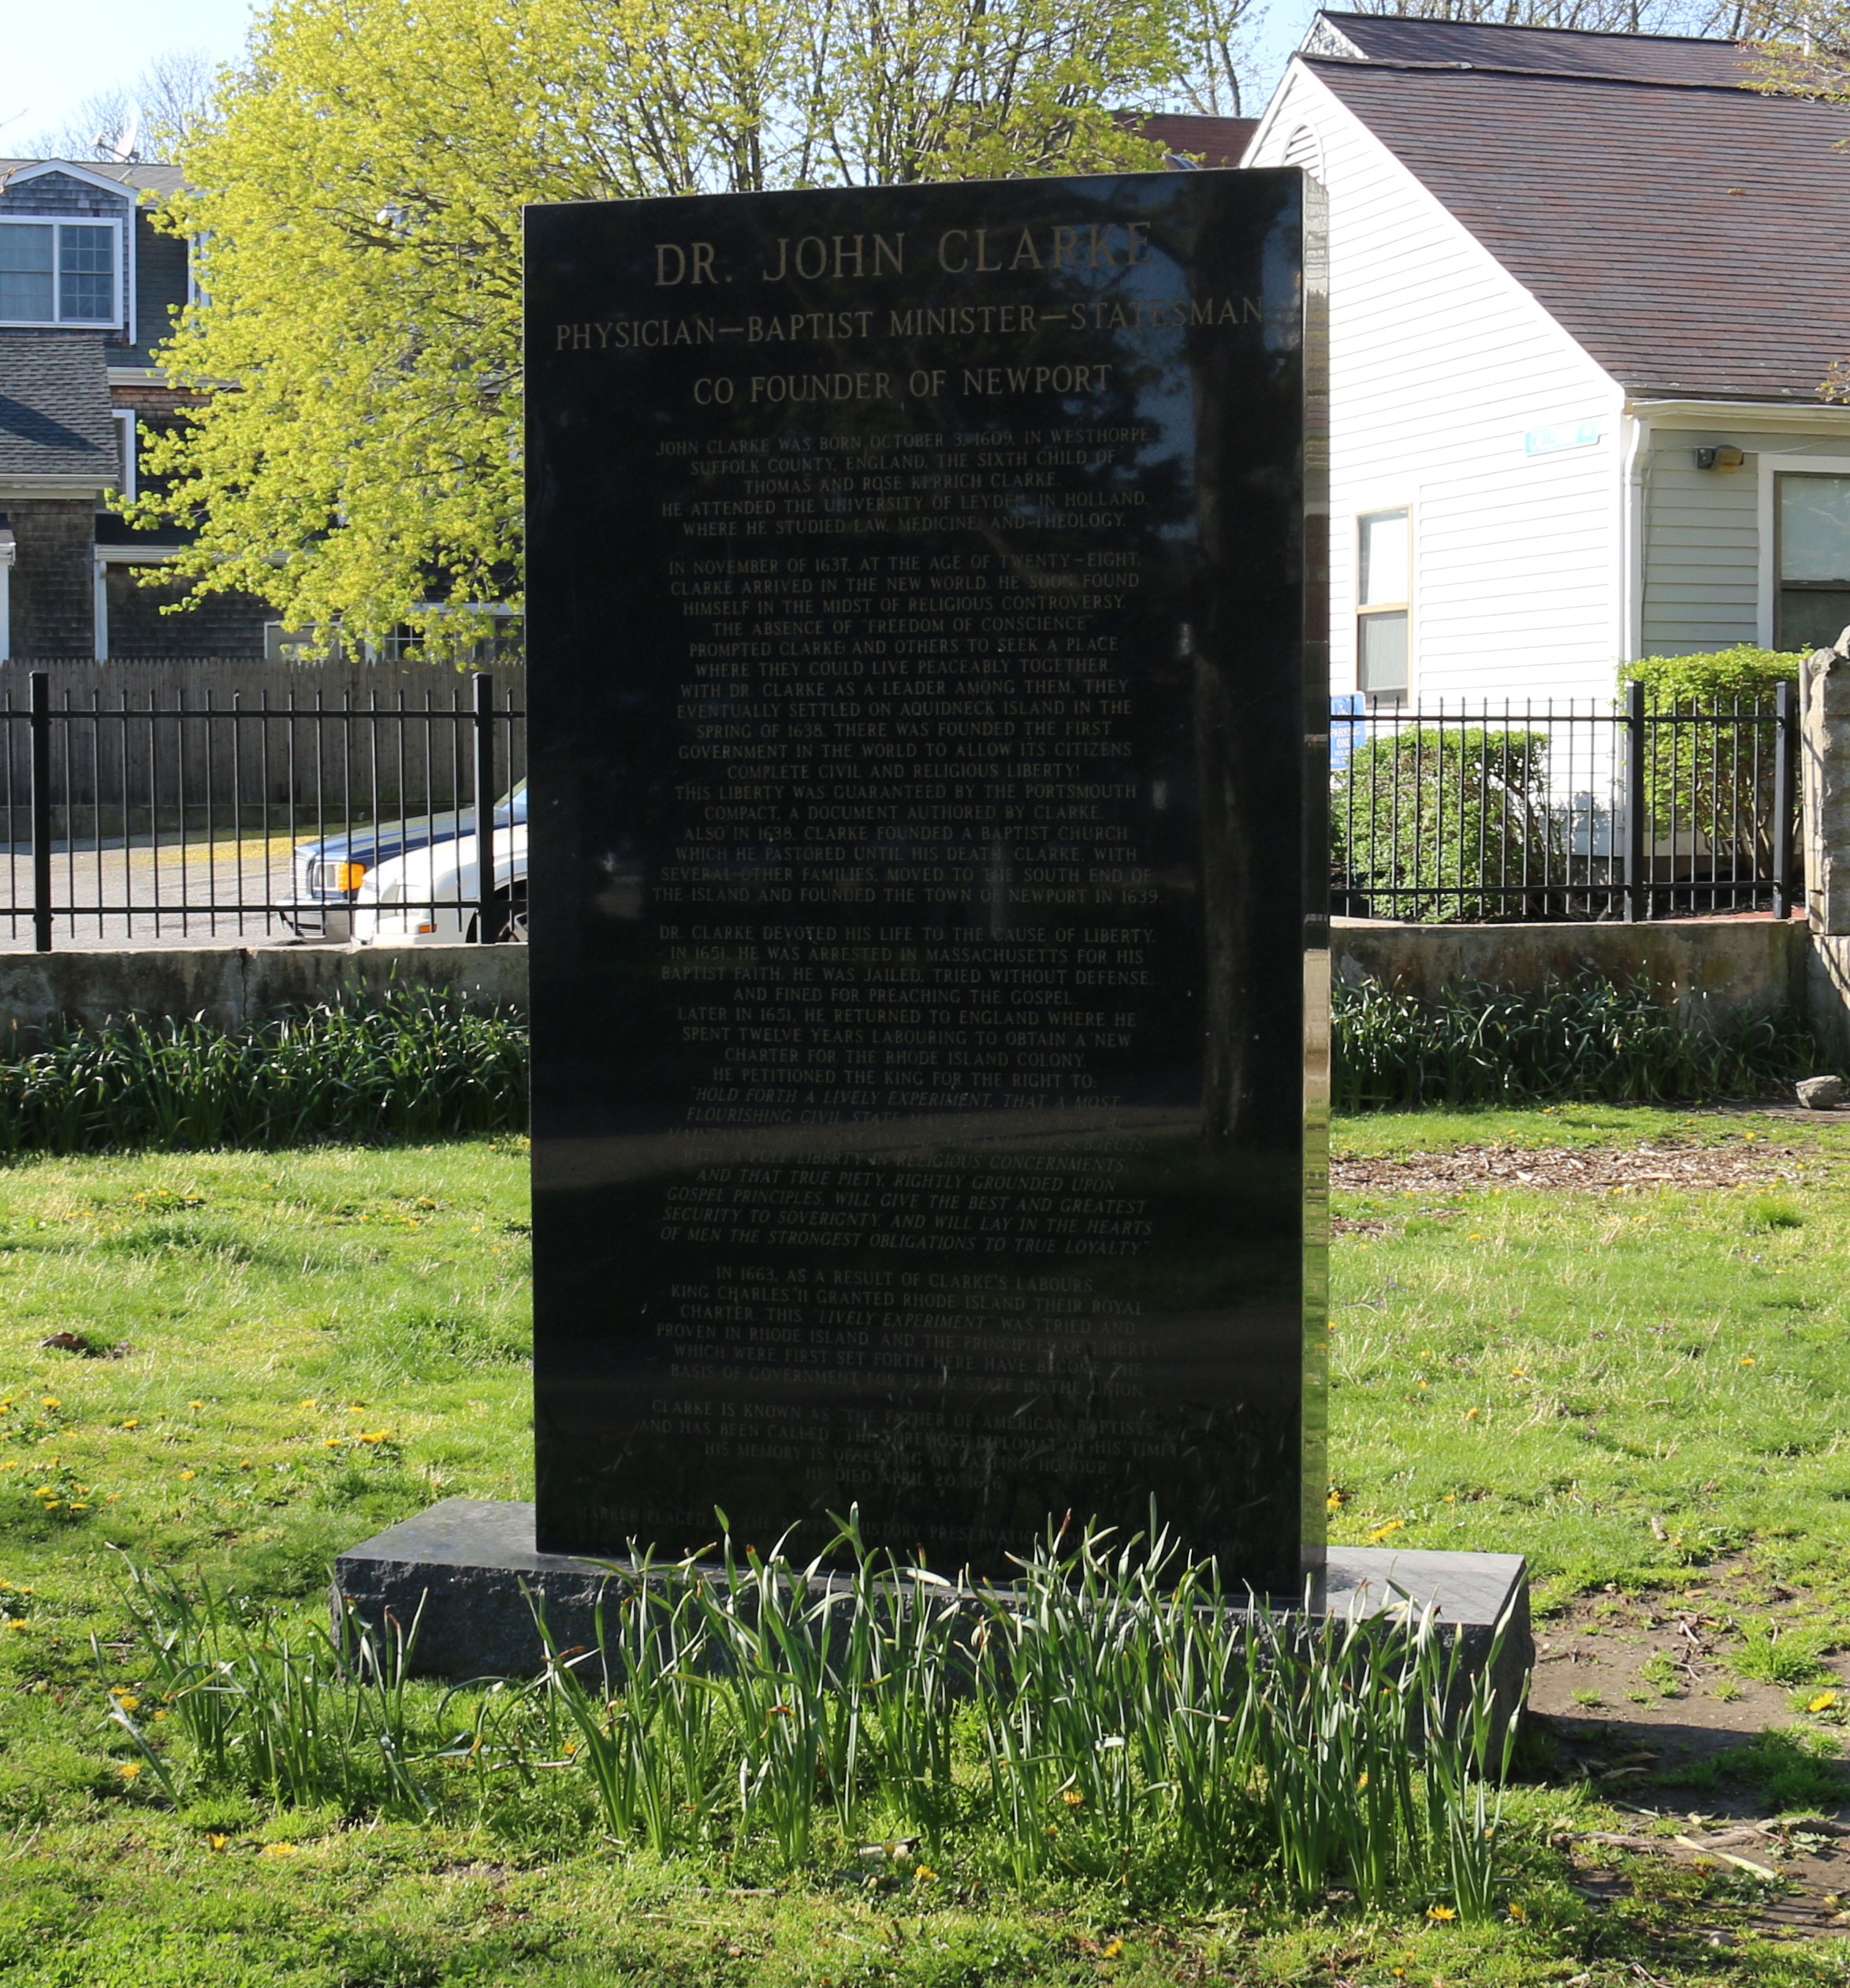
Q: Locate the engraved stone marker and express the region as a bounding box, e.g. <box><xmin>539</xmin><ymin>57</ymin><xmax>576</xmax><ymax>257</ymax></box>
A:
<box><xmin>524</xmin><ymin>171</ymin><xmax>1328</xmax><ymax>1587</ymax></box>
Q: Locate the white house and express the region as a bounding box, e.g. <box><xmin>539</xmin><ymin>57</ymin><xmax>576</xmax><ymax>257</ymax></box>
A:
<box><xmin>1241</xmin><ymin>13</ymin><xmax>1850</xmax><ymax>704</ymax></box>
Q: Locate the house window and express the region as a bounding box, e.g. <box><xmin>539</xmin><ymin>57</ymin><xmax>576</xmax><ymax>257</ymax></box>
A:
<box><xmin>1357</xmin><ymin>508</ymin><xmax>1409</xmax><ymax>701</ymax></box>
<box><xmin>1777</xmin><ymin>473</ymin><xmax>1850</xmax><ymax>652</ymax></box>
<box><xmin>0</xmin><ymin>220</ymin><xmax>121</xmax><ymax>326</ymax></box>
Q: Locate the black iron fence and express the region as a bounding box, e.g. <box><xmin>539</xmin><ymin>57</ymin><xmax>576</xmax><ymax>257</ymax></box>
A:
<box><xmin>0</xmin><ymin>670</ymin><xmax>526</xmax><ymax>951</ymax></box>
<box><xmin>0</xmin><ymin>670</ymin><xmax>1797</xmax><ymax>946</ymax></box>
<box><xmin>1331</xmin><ymin>685</ymin><xmax>1799</xmax><ymax>923</ymax></box>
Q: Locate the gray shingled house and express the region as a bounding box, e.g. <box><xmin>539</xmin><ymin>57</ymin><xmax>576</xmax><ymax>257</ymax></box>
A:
<box><xmin>0</xmin><ymin>158</ymin><xmax>273</xmax><ymax>660</ymax></box>
<box><xmin>1241</xmin><ymin>15</ymin><xmax>1850</xmax><ymax>703</ymax></box>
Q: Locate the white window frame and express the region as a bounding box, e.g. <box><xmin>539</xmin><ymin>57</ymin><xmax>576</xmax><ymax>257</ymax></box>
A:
<box><xmin>94</xmin><ymin>543</ymin><xmax>180</xmax><ymax>661</ymax></box>
<box><xmin>0</xmin><ymin>216</ymin><xmax>128</xmax><ymax>329</ymax></box>
<box><xmin>0</xmin><ymin>529</ymin><xmax>13</xmax><ymax>663</ymax></box>
<box><xmin>1756</xmin><ymin>452</ymin><xmax>1850</xmax><ymax>650</ymax></box>
<box><xmin>1356</xmin><ymin>504</ymin><xmax>1413</xmax><ymax>703</ymax></box>
<box><xmin>186</xmin><ymin>233</ymin><xmax>210</xmax><ymax>311</ymax></box>
<box><xmin>111</xmin><ymin>410</ymin><xmax>137</xmax><ymax>502</ymax></box>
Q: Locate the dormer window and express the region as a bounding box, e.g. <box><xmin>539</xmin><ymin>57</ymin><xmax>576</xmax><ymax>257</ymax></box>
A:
<box><xmin>0</xmin><ymin>219</ymin><xmax>123</xmax><ymax>328</ymax></box>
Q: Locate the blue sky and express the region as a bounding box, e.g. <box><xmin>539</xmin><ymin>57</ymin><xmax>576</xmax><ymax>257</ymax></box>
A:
<box><xmin>0</xmin><ymin>0</ymin><xmax>255</xmax><ymax>150</ymax></box>
<box><xmin>0</xmin><ymin>0</ymin><xmax>1312</xmax><ymax>157</ymax></box>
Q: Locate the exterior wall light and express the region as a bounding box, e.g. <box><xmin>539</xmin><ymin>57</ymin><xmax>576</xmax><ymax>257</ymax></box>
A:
<box><xmin>1696</xmin><ymin>445</ymin><xmax>1746</xmax><ymax>471</ymax></box>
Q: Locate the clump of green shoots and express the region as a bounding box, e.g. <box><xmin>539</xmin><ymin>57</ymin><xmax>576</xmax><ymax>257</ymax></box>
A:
<box><xmin>1333</xmin><ymin>972</ymin><xmax>1812</xmax><ymax>1111</ymax></box>
<box><xmin>106</xmin><ymin>1513</ymin><xmax>1526</xmax><ymax>1918</ymax></box>
<box><xmin>0</xmin><ymin>985</ymin><xmax>527</xmax><ymax>1153</ymax></box>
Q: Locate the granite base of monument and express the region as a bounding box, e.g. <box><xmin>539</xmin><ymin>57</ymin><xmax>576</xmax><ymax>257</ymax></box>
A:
<box><xmin>336</xmin><ymin>1499</ymin><xmax>1533</xmax><ymax>1715</ymax></box>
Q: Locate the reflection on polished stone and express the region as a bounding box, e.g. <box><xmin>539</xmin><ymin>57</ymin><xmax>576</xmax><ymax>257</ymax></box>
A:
<box><xmin>524</xmin><ymin>169</ymin><xmax>1329</xmax><ymax>1585</ymax></box>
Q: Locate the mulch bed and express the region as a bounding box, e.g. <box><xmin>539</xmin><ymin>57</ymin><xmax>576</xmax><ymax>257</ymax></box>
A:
<box><xmin>1334</xmin><ymin>1140</ymin><xmax>1818</xmax><ymax>1200</ymax></box>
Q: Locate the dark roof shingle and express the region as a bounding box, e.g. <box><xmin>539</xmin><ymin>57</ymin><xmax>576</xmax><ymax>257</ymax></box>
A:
<box><xmin>1308</xmin><ymin>52</ymin><xmax>1850</xmax><ymax>401</ymax></box>
<box><xmin>0</xmin><ymin>333</ymin><xmax>117</xmax><ymax>481</ymax></box>
<box><xmin>1136</xmin><ymin>114</ymin><xmax>1259</xmax><ymax>167</ymax></box>
<box><xmin>1315</xmin><ymin>12</ymin><xmax>1757</xmax><ymax>85</ymax></box>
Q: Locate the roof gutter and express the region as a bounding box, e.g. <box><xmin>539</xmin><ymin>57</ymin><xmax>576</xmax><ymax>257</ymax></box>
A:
<box><xmin>1620</xmin><ymin>409</ymin><xmax>1649</xmax><ymax>664</ymax></box>
<box><xmin>1625</xmin><ymin>396</ymin><xmax>1850</xmax><ymax>430</ymax></box>
<box><xmin>0</xmin><ymin>475</ymin><xmax>114</xmax><ymax>504</ymax></box>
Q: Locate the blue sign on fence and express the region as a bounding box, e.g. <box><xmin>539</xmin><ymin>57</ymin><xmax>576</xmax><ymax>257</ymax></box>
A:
<box><xmin>1331</xmin><ymin>694</ymin><xmax>1366</xmax><ymax>772</ymax></box>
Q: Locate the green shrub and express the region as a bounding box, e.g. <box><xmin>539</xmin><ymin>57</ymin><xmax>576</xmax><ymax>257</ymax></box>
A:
<box><xmin>0</xmin><ymin>986</ymin><xmax>527</xmax><ymax>1154</ymax></box>
<box><xmin>1617</xmin><ymin>647</ymin><xmax>1802</xmax><ymax>879</ymax></box>
<box><xmin>1618</xmin><ymin>644</ymin><xmax>1802</xmax><ymax>705</ymax></box>
<box><xmin>1332</xmin><ymin>728</ymin><xmax>1554</xmax><ymax>924</ymax></box>
<box><xmin>1331</xmin><ymin>973</ymin><xmax>1814</xmax><ymax>1111</ymax></box>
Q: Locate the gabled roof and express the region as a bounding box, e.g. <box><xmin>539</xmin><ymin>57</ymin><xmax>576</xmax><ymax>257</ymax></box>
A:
<box><xmin>0</xmin><ymin>333</ymin><xmax>117</xmax><ymax>484</ymax></box>
<box><xmin>0</xmin><ymin>158</ymin><xmax>184</xmax><ymax>199</ymax></box>
<box><xmin>1293</xmin><ymin>13</ymin><xmax>1850</xmax><ymax>403</ymax></box>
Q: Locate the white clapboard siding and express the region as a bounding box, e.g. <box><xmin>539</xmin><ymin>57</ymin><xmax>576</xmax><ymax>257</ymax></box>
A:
<box><xmin>1249</xmin><ymin>65</ymin><xmax>1623</xmax><ymax>703</ymax></box>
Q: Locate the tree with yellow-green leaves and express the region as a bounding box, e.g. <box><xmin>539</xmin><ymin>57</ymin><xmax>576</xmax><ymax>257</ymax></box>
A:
<box><xmin>129</xmin><ymin>0</ymin><xmax>1225</xmax><ymax>656</ymax></box>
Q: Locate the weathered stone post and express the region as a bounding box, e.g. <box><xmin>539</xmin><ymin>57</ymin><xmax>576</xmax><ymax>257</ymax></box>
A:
<box><xmin>1803</xmin><ymin>635</ymin><xmax>1850</xmax><ymax>1066</ymax></box>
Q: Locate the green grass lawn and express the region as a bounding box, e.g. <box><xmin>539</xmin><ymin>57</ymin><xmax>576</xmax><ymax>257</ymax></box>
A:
<box><xmin>1</xmin><ymin>1115</ymin><xmax>1848</xmax><ymax>1984</ymax></box>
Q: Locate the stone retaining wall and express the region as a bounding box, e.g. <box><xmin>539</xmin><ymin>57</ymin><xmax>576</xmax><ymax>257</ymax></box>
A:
<box><xmin>0</xmin><ymin>922</ymin><xmax>1822</xmax><ymax>1050</ymax></box>
<box><xmin>0</xmin><ymin>944</ymin><xmax>526</xmax><ymax>1033</ymax></box>
<box><xmin>1332</xmin><ymin>915</ymin><xmax>1807</xmax><ymax>1027</ymax></box>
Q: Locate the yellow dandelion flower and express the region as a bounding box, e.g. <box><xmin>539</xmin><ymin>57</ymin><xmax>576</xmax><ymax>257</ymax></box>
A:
<box><xmin>178</xmin><ymin>1470</ymin><xmax>195</xmax><ymax>1481</ymax></box>
<box><xmin>39</xmin><ymin>1398</ymin><xmax>58</xmax><ymax>1409</ymax></box>
<box><xmin>1357</xmin><ymin>1772</ymin><xmax>1369</xmax><ymax>1789</ymax></box>
<box><xmin>188</xmin><ymin>1400</ymin><xmax>203</xmax><ymax>1410</ymax></box>
<box><xmin>1810</xmin><ymin>1692</ymin><xmax>1839</xmax><ymax>1714</ymax></box>
<box><xmin>119</xmin><ymin>1419</ymin><xmax>139</xmax><ymax>1430</ymax></box>
<box><xmin>1368</xmin><ymin>1519</ymin><xmax>1407</xmax><ymax>1543</ymax></box>
<box><xmin>358</xmin><ymin>1432</ymin><xmax>389</xmax><ymax>1445</ymax></box>
<box><xmin>1427</xmin><ymin>1904</ymin><xmax>1457</xmax><ymax>1922</ymax></box>
<box><xmin>207</xmin><ymin>1834</ymin><xmax>229</xmax><ymax>1851</ymax></box>
<box><xmin>1102</xmin><ymin>1938</ymin><xmax>1124</xmax><ymax>1958</ymax></box>
<box><xmin>1061</xmin><ymin>1788</ymin><xmax>1085</xmax><ymax>1807</ymax></box>
<box><xmin>1740</xmin><ymin>1356</ymin><xmax>1756</xmax><ymax>1368</ymax></box>
<box><xmin>113</xmin><ymin>1694</ymin><xmax>140</xmax><ymax>1713</ymax></box>
<box><xmin>260</xmin><ymin>1841</ymin><xmax>296</xmax><ymax>1857</ymax></box>
<box><xmin>322</xmin><ymin>1438</ymin><xmax>344</xmax><ymax>1449</ymax></box>
<box><xmin>911</xmin><ymin>1865</ymin><xmax>938</xmax><ymax>1886</ymax></box>
<box><xmin>117</xmin><ymin>1761</ymin><xmax>140</xmax><ymax>1781</ymax></box>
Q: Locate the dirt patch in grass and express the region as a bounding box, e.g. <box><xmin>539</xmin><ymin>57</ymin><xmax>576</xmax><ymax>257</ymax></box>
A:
<box><xmin>1334</xmin><ymin>1139</ymin><xmax>1821</xmax><ymax>1200</ymax></box>
<box><xmin>1547</xmin><ymin>1811</ymin><xmax>1850</xmax><ymax>1945</ymax></box>
<box><xmin>1523</xmin><ymin>1564</ymin><xmax>1850</xmax><ymax>1939</ymax></box>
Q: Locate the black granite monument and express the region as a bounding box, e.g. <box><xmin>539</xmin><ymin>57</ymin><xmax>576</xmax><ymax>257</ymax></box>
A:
<box><xmin>522</xmin><ymin>170</ymin><xmax>1328</xmax><ymax>1587</ymax></box>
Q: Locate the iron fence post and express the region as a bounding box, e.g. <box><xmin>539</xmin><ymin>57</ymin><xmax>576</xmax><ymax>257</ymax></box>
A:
<box><xmin>473</xmin><ymin>672</ymin><xmax>495</xmax><ymax>943</ymax></box>
<box><xmin>1624</xmin><ymin>679</ymin><xmax>1646</xmax><ymax>922</ymax></box>
<box><xmin>29</xmin><ymin>671</ymin><xmax>51</xmax><ymax>953</ymax></box>
<box><xmin>1774</xmin><ymin>679</ymin><xmax>1797</xmax><ymax>918</ymax></box>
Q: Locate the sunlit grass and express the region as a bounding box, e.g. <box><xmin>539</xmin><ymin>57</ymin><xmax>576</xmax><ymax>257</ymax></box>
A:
<box><xmin>0</xmin><ymin>1115</ymin><xmax>1847</xmax><ymax>1982</ymax></box>
<box><xmin>1326</xmin><ymin>1111</ymin><xmax>1850</xmax><ymax>1611</ymax></box>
